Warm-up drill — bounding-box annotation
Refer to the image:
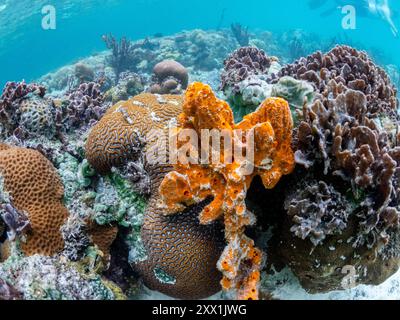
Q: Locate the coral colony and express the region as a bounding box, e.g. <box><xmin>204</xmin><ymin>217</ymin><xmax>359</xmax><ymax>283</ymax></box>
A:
<box><xmin>0</xmin><ymin>28</ymin><xmax>399</xmax><ymax>301</ymax></box>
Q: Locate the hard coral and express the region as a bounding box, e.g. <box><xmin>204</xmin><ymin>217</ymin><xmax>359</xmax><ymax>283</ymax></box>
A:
<box><xmin>159</xmin><ymin>82</ymin><xmax>295</xmax><ymax>299</ymax></box>
<box><xmin>149</xmin><ymin>60</ymin><xmax>189</xmax><ymax>95</ymax></box>
<box><xmin>0</xmin><ymin>144</ymin><xmax>68</xmax><ymax>256</ymax></box>
<box><xmin>136</xmin><ymin>198</ymin><xmax>225</xmax><ymax>300</ymax></box>
<box><xmin>85</xmin><ymin>93</ymin><xmax>182</xmax><ymax>178</ymax></box>
<box><xmin>221</xmin><ymin>47</ymin><xmax>273</xmax><ymax>94</ymax></box>
<box><xmin>287</xmin><ymin>46</ymin><xmax>400</xmax><ymax>247</ymax></box>
<box><xmin>86</xmin><ymin>92</ymin><xmax>227</xmax><ymax>299</ymax></box>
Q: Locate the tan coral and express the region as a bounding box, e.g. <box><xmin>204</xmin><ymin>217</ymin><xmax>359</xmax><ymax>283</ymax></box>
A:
<box><xmin>0</xmin><ymin>145</ymin><xmax>68</xmax><ymax>256</ymax></box>
<box><xmin>159</xmin><ymin>82</ymin><xmax>295</xmax><ymax>299</ymax></box>
<box><xmin>85</xmin><ymin>93</ymin><xmax>183</xmax><ymax>176</ymax></box>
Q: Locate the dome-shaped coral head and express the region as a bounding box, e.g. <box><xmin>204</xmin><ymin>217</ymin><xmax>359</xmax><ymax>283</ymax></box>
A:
<box><xmin>149</xmin><ymin>60</ymin><xmax>189</xmax><ymax>95</ymax></box>
<box><xmin>159</xmin><ymin>82</ymin><xmax>295</xmax><ymax>300</ymax></box>
<box><xmin>0</xmin><ymin>144</ymin><xmax>68</xmax><ymax>256</ymax></box>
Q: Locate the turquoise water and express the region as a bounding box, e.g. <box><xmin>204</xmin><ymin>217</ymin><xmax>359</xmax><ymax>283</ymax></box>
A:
<box><xmin>0</xmin><ymin>0</ymin><xmax>399</xmax><ymax>86</ymax></box>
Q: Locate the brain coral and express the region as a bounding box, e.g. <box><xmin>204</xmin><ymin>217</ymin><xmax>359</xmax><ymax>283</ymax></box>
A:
<box><xmin>159</xmin><ymin>82</ymin><xmax>295</xmax><ymax>299</ymax></box>
<box><xmin>135</xmin><ymin>197</ymin><xmax>225</xmax><ymax>300</ymax></box>
<box><xmin>86</xmin><ymin>92</ymin><xmax>227</xmax><ymax>299</ymax></box>
<box><xmin>0</xmin><ymin>144</ymin><xmax>68</xmax><ymax>256</ymax></box>
<box><xmin>85</xmin><ymin>93</ymin><xmax>183</xmax><ymax>176</ymax></box>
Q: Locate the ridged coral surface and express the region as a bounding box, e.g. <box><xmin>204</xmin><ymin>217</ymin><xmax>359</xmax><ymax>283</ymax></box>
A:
<box><xmin>0</xmin><ymin>144</ymin><xmax>68</xmax><ymax>256</ymax></box>
<box><xmin>159</xmin><ymin>82</ymin><xmax>295</xmax><ymax>299</ymax></box>
<box><xmin>136</xmin><ymin>198</ymin><xmax>225</xmax><ymax>300</ymax></box>
<box><xmin>85</xmin><ymin>93</ymin><xmax>183</xmax><ymax>175</ymax></box>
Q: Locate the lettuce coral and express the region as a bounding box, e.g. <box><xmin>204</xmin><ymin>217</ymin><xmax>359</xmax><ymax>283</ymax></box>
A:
<box><xmin>159</xmin><ymin>82</ymin><xmax>295</xmax><ymax>299</ymax></box>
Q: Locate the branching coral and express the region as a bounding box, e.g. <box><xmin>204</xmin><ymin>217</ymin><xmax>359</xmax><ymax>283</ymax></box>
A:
<box><xmin>102</xmin><ymin>34</ymin><xmax>137</xmax><ymax>81</ymax></box>
<box><xmin>283</xmin><ymin>46</ymin><xmax>400</xmax><ymax>247</ymax></box>
<box><xmin>221</xmin><ymin>47</ymin><xmax>273</xmax><ymax>95</ymax></box>
<box><xmin>231</xmin><ymin>23</ymin><xmax>250</xmax><ymax>47</ymax></box>
<box><xmin>159</xmin><ymin>82</ymin><xmax>295</xmax><ymax>299</ymax></box>
<box><xmin>149</xmin><ymin>60</ymin><xmax>189</xmax><ymax>94</ymax></box>
<box><xmin>60</xmin><ymin>81</ymin><xmax>107</xmax><ymax>131</ymax></box>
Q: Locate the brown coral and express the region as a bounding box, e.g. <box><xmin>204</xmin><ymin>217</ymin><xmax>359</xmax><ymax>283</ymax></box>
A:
<box><xmin>159</xmin><ymin>82</ymin><xmax>295</xmax><ymax>299</ymax></box>
<box><xmin>0</xmin><ymin>144</ymin><xmax>68</xmax><ymax>256</ymax></box>
<box><xmin>136</xmin><ymin>197</ymin><xmax>225</xmax><ymax>299</ymax></box>
<box><xmin>149</xmin><ymin>60</ymin><xmax>189</xmax><ymax>95</ymax></box>
<box><xmin>85</xmin><ymin>93</ymin><xmax>183</xmax><ymax>177</ymax></box>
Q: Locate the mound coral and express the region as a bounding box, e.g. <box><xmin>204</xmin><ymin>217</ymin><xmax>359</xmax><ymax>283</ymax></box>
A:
<box><xmin>159</xmin><ymin>82</ymin><xmax>295</xmax><ymax>299</ymax></box>
<box><xmin>86</xmin><ymin>92</ymin><xmax>228</xmax><ymax>299</ymax></box>
<box><xmin>149</xmin><ymin>60</ymin><xmax>189</xmax><ymax>94</ymax></box>
<box><xmin>85</xmin><ymin>93</ymin><xmax>182</xmax><ymax>177</ymax></box>
<box><xmin>135</xmin><ymin>198</ymin><xmax>225</xmax><ymax>299</ymax></box>
<box><xmin>0</xmin><ymin>144</ymin><xmax>68</xmax><ymax>256</ymax></box>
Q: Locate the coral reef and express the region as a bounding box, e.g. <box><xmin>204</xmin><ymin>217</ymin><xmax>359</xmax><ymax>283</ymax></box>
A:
<box><xmin>85</xmin><ymin>91</ymin><xmax>228</xmax><ymax>299</ymax></box>
<box><xmin>105</xmin><ymin>71</ymin><xmax>145</xmax><ymax>104</ymax></box>
<box><xmin>149</xmin><ymin>60</ymin><xmax>189</xmax><ymax>94</ymax></box>
<box><xmin>102</xmin><ymin>34</ymin><xmax>138</xmax><ymax>81</ymax></box>
<box><xmin>0</xmin><ymin>81</ymin><xmax>52</xmax><ymax>139</ymax></box>
<box><xmin>60</xmin><ymin>81</ymin><xmax>108</xmax><ymax>131</ymax></box>
<box><xmin>159</xmin><ymin>82</ymin><xmax>295</xmax><ymax>299</ymax></box>
<box><xmin>0</xmin><ymin>252</ymin><xmax>125</xmax><ymax>300</ymax></box>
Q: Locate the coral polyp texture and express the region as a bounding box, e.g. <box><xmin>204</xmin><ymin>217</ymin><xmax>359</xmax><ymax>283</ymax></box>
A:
<box><xmin>159</xmin><ymin>82</ymin><xmax>295</xmax><ymax>299</ymax></box>
<box><xmin>0</xmin><ymin>144</ymin><xmax>68</xmax><ymax>256</ymax></box>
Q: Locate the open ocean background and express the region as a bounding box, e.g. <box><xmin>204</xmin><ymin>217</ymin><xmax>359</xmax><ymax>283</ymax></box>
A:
<box><xmin>0</xmin><ymin>0</ymin><xmax>399</xmax><ymax>87</ymax></box>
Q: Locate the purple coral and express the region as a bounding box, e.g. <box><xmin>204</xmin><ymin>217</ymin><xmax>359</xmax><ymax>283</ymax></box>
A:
<box><xmin>220</xmin><ymin>47</ymin><xmax>272</xmax><ymax>93</ymax></box>
<box><xmin>61</xmin><ymin>82</ymin><xmax>108</xmax><ymax>131</ymax></box>
<box><xmin>284</xmin><ymin>180</ymin><xmax>352</xmax><ymax>246</ymax></box>
<box><xmin>0</xmin><ymin>203</ymin><xmax>30</xmax><ymax>241</ymax></box>
<box><xmin>0</xmin><ymin>81</ymin><xmax>46</xmax><ymax>137</ymax></box>
<box><xmin>0</xmin><ymin>279</ymin><xmax>22</xmax><ymax>300</ymax></box>
<box><xmin>288</xmin><ymin>46</ymin><xmax>400</xmax><ymax>247</ymax></box>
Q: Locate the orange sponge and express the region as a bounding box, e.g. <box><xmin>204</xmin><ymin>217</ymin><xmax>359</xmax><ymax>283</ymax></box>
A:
<box><xmin>159</xmin><ymin>82</ymin><xmax>295</xmax><ymax>299</ymax></box>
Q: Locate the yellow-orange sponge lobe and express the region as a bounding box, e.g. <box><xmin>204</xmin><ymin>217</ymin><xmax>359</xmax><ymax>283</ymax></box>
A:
<box><xmin>0</xmin><ymin>145</ymin><xmax>68</xmax><ymax>256</ymax></box>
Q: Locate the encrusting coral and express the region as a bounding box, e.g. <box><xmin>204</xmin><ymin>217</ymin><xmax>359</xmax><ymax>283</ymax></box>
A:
<box><xmin>159</xmin><ymin>82</ymin><xmax>295</xmax><ymax>299</ymax></box>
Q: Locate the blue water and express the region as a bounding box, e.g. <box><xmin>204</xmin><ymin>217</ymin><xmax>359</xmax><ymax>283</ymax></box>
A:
<box><xmin>0</xmin><ymin>0</ymin><xmax>400</xmax><ymax>87</ymax></box>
